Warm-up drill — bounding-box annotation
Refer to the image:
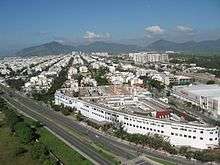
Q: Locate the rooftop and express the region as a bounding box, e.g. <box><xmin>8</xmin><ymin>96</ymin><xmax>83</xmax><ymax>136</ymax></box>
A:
<box><xmin>176</xmin><ymin>84</ymin><xmax>220</xmax><ymax>99</ymax></box>
<box><xmin>59</xmin><ymin>85</ymin><xmax>205</xmax><ymax>125</ymax></box>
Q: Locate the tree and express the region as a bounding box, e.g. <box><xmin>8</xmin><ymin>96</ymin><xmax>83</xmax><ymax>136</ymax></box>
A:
<box><xmin>179</xmin><ymin>146</ymin><xmax>188</xmax><ymax>155</ymax></box>
<box><xmin>32</xmin><ymin>121</ymin><xmax>43</xmax><ymax>128</ymax></box>
<box><xmin>185</xmin><ymin>151</ymin><xmax>194</xmax><ymax>160</ymax></box>
<box><xmin>31</xmin><ymin>142</ymin><xmax>49</xmax><ymax>161</ymax></box>
<box><xmin>6</xmin><ymin>78</ymin><xmax>25</xmax><ymax>91</ymax></box>
<box><xmin>52</xmin><ymin>104</ymin><xmax>61</xmax><ymax>111</ymax></box>
<box><xmin>61</xmin><ymin>108</ymin><xmax>71</xmax><ymax>116</ymax></box>
<box><xmin>14</xmin><ymin>122</ymin><xmax>34</xmax><ymax>143</ymax></box>
<box><xmin>76</xmin><ymin>111</ymin><xmax>83</xmax><ymax>121</ymax></box>
<box><xmin>4</xmin><ymin>109</ymin><xmax>21</xmax><ymax>131</ymax></box>
<box><xmin>148</xmin><ymin>79</ymin><xmax>165</xmax><ymax>92</ymax></box>
<box><xmin>193</xmin><ymin>151</ymin><xmax>205</xmax><ymax>161</ymax></box>
<box><xmin>206</xmin><ymin>80</ymin><xmax>215</xmax><ymax>84</ymax></box>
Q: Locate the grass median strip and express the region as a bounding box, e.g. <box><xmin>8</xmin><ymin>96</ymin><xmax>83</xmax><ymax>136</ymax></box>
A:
<box><xmin>50</xmin><ymin>120</ymin><xmax>121</xmax><ymax>164</ymax></box>
<box><xmin>38</xmin><ymin>127</ymin><xmax>92</xmax><ymax>165</ymax></box>
<box><xmin>147</xmin><ymin>156</ymin><xmax>176</xmax><ymax>165</ymax></box>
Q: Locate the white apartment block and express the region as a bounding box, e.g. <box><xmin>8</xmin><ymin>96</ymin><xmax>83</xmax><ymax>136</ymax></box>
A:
<box><xmin>129</xmin><ymin>52</ymin><xmax>169</xmax><ymax>64</ymax></box>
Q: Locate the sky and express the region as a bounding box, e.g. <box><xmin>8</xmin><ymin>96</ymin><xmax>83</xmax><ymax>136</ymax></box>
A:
<box><xmin>0</xmin><ymin>0</ymin><xmax>220</xmax><ymax>54</ymax></box>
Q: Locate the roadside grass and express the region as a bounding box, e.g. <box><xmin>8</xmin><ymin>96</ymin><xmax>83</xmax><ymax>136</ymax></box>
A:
<box><xmin>0</xmin><ymin>112</ymin><xmax>4</xmax><ymax>121</ymax></box>
<box><xmin>37</xmin><ymin>127</ymin><xmax>92</xmax><ymax>165</ymax></box>
<box><xmin>91</xmin><ymin>142</ymin><xmax>121</xmax><ymax>165</ymax></box>
<box><xmin>52</xmin><ymin>118</ymin><xmax>121</xmax><ymax>164</ymax></box>
<box><xmin>147</xmin><ymin>156</ymin><xmax>176</xmax><ymax>165</ymax></box>
<box><xmin>0</xmin><ymin>122</ymin><xmax>39</xmax><ymax>165</ymax></box>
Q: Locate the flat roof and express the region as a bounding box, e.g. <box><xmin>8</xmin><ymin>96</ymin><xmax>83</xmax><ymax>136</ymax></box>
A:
<box><xmin>78</xmin><ymin>85</ymin><xmax>147</xmax><ymax>97</ymax></box>
<box><xmin>56</xmin><ymin>88</ymin><xmax>211</xmax><ymax>127</ymax></box>
<box><xmin>176</xmin><ymin>84</ymin><xmax>220</xmax><ymax>99</ymax></box>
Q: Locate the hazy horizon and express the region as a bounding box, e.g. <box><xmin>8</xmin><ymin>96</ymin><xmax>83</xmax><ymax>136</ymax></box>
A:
<box><xmin>0</xmin><ymin>0</ymin><xmax>220</xmax><ymax>55</ymax></box>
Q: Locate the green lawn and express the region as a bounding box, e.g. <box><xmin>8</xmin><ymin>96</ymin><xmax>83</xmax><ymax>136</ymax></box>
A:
<box><xmin>0</xmin><ymin>123</ymin><xmax>39</xmax><ymax>165</ymax></box>
<box><xmin>38</xmin><ymin>128</ymin><xmax>92</xmax><ymax>165</ymax></box>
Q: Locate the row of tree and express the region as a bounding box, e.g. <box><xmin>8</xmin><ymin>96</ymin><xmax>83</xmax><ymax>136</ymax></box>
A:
<box><xmin>32</xmin><ymin>57</ymin><xmax>74</xmax><ymax>104</ymax></box>
<box><xmin>113</xmin><ymin>123</ymin><xmax>220</xmax><ymax>163</ymax></box>
<box><xmin>51</xmin><ymin>103</ymin><xmax>77</xmax><ymax>116</ymax></box>
<box><xmin>91</xmin><ymin>67</ymin><xmax>109</xmax><ymax>86</ymax></box>
<box><xmin>179</xmin><ymin>146</ymin><xmax>220</xmax><ymax>162</ymax></box>
<box><xmin>113</xmin><ymin>123</ymin><xmax>177</xmax><ymax>155</ymax></box>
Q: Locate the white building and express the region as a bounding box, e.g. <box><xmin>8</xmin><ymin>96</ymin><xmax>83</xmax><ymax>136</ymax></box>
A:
<box><xmin>79</xmin><ymin>66</ymin><xmax>88</xmax><ymax>73</ymax></box>
<box><xmin>129</xmin><ymin>52</ymin><xmax>169</xmax><ymax>64</ymax></box>
<box><xmin>172</xmin><ymin>84</ymin><xmax>220</xmax><ymax>119</ymax></box>
<box><xmin>55</xmin><ymin>85</ymin><xmax>219</xmax><ymax>149</ymax></box>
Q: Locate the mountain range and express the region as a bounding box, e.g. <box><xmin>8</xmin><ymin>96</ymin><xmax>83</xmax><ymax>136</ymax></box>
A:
<box><xmin>16</xmin><ymin>38</ymin><xmax>220</xmax><ymax>57</ymax></box>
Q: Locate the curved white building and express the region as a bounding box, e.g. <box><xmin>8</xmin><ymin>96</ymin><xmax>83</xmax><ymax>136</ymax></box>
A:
<box><xmin>55</xmin><ymin>85</ymin><xmax>219</xmax><ymax>149</ymax></box>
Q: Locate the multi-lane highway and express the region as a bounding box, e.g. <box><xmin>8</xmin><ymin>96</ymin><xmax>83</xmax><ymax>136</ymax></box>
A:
<box><xmin>0</xmin><ymin>84</ymin><xmax>202</xmax><ymax>165</ymax></box>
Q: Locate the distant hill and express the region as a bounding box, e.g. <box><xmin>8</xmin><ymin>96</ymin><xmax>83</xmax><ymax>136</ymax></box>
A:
<box><xmin>147</xmin><ymin>39</ymin><xmax>220</xmax><ymax>53</ymax></box>
<box><xmin>16</xmin><ymin>38</ymin><xmax>220</xmax><ymax>57</ymax></box>
<box><xmin>16</xmin><ymin>41</ymin><xmax>140</xmax><ymax>56</ymax></box>
<box><xmin>77</xmin><ymin>41</ymin><xmax>140</xmax><ymax>53</ymax></box>
<box><xmin>16</xmin><ymin>41</ymin><xmax>75</xmax><ymax>57</ymax></box>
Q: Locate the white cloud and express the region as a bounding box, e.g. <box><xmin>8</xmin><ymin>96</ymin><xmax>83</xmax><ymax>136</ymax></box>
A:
<box><xmin>54</xmin><ymin>39</ymin><xmax>65</xmax><ymax>43</ymax></box>
<box><xmin>145</xmin><ymin>25</ymin><xmax>164</xmax><ymax>34</ymax></box>
<box><xmin>84</xmin><ymin>31</ymin><xmax>111</xmax><ymax>40</ymax></box>
<box><xmin>176</xmin><ymin>25</ymin><xmax>193</xmax><ymax>32</ymax></box>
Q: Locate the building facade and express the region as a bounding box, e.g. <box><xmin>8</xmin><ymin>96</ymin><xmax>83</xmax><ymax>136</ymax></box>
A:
<box><xmin>55</xmin><ymin>90</ymin><xmax>219</xmax><ymax>149</ymax></box>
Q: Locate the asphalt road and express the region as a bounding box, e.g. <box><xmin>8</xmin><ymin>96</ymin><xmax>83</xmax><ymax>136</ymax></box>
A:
<box><xmin>0</xmin><ymin>84</ymin><xmax>203</xmax><ymax>165</ymax></box>
<box><xmin>1</xmin><ymin>89</ymin><xmax>111</xmax><ymax>165</ymax></box>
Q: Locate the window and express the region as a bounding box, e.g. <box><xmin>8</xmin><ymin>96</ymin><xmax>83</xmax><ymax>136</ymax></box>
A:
<box><xmin>161</xmin><ymin>131</ymin><xmax>164</xmax><ymax>133</ymax></box>
<box><xmin>209</xmin><ymin>138</ymin><xmax>213</xmax><ymax>141</ymax></box>
<box><xmin>200</xmin><ymin>131</ymin><xmax>203</xmax><ymax>133</ymax></box>
<box><xmin>143</xmin><ymin>127</ymin><xmax>145</xmax><ymax>129</ymax></box>
<box><xmin>133</xmin><ymin>125</ymin><xmax>135</xmax><ymax>127</ymax></box>
<box><xmin>193</xmin><ymin>136</ymin><xmax>196</xmax><ymax>139</ymax></box>
<box><xmin>200</xmin><ymin>137</ymin><xmax>203</xmax><ymax>140</ymax></box>
<box><xmin>179</xmin><ymin>134</ymin><xmax>182</xmax><ymax>137</ymax></box>
<box><xmin>171</xmin><ymin>132</ymin><xmax>174</xmax><ymax>135</ymax></box>
<box><xmin>175</xmin><ymin>133</ymin><xmax>178</xmax><ymax>136</ymax></box>
<box><xmin>150</xmin><ymin>128</ymin><xmax>152</xmax><ymax>131</ymax></box>
<box><xmin>140</xmin><ymin>126</ymin><xmax>142</xmax><ymax>128</ymax></box>
<box><xmin>147</xmin><ymin>128</ymin><xmax>149</xmax><ymax>130</ymax></box>
<box><xmin>184</xmin><ymin>135</ymin><xmax>187</xmax><ymax>137</ymax></box>
<box><xmin>215</xmin><ymin>137</ymin><xmax>217</xmax><ymax>140</ymax></box>
<box><xmin>188</xmin><ymin>136</ymin><xmax>191</xmax><ymax>138</ymax></box>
